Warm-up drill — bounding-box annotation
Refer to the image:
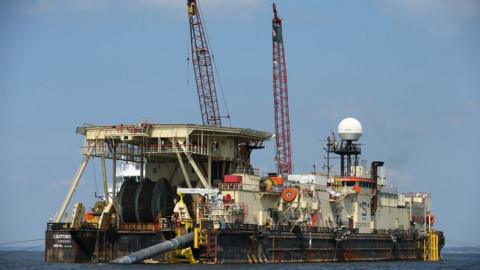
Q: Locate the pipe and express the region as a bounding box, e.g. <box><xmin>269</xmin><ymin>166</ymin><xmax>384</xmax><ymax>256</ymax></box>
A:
<box><xmin>111</xmin><ymin>232</ymin><xmax>194</xmax><ymax>264</ymax></box>
<box><xmin>370</xmin><ymin>161</ymin><xmax>384</xmax><ymax>217</ymax></box>
<box><xmin>371</xmin><ymin>161</ymin><xmax>384</xmax><ymax>182</ymax></box>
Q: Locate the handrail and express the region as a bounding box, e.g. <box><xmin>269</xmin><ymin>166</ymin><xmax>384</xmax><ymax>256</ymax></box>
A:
<box><xmin>144</xmin><ymin>143</ymin><xmax>209</xmax><ymax>156</ymax></box>
<box><xmin>219</xmin><ymin>183</ymin><xmax>259</xmax><ymax>192</ymax></box>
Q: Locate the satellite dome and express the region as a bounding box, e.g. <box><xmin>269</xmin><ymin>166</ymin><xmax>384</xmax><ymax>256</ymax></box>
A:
<box><xmin>338</xmin><ymin>117</ymin><xmax>362</xmax><ymax>141</ymax></box>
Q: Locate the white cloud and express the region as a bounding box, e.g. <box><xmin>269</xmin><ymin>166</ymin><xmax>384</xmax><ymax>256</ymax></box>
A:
<box><xmin>379</xmin><ymin>0</ymin><xmax>480</xmax><ymax>38</ymax></box>
<box><xmin>386</xmin><ymin>167</ymin><xmax>415</xmax><ymax>190</ymax></box>
<box><xmin>130</xmin><ymin>0</ymin><xmax>264</xmax><ymax>20</ymax></box>
<box><xmin>133</xmin><ymin>0</ymin><xmax>262</xmax><ymax>10</ymax></box>
<box><xmin>386</xmin><ymin>0</ymin><xmax>480</xmax><ymax>18</ymax></box>
<box><xmin>130</xmin><ymin>0</ymin><xmax>183</xmax><ymax>9</ymax></box>
<box><xmin>465</xmin><ymin>99</ymin><xmax>480</xmax><ymax>110</ymax></box>
<box><xmin>4</xmin><ymin>175</ymin><xmax>31</xmax><ymax>183</ymax></box>
<box><xmin>47</xmin><ymin>178</ymin><xmax>72</xmax><ymax>192</ymax></box>
<box><xmin>17</xmin><ymin>0</ymin><xmax>265</xmax><ymax>20</ymax></box>
<box><xmin>18</xmin><ymin>0</ymin><xmax>109</xmax><ymax>14</ymax></box>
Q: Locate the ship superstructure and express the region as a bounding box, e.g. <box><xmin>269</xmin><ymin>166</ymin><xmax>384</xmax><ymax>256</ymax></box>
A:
<box><xmin>45</xmin><ymin>119</ymin><xmax>443</xmax><ymax>264</ymax></box>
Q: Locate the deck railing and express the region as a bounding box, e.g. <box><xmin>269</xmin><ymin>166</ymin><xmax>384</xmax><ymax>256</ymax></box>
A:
<box><xmin>144</xmin><ymin>143</ymin><xmax>209</xmax><ymax>156</ymax></box>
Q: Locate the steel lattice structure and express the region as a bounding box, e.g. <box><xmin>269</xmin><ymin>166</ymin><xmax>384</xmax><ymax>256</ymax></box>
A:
<box><xmin>272</xmin><ymin>3</ymin><xmax>292</xmax><ymax>175</ymax></box>
<box><xmin>187</xmin><ymin>0</ymin><xmax>222</xmax><ymax>127</ymax></box>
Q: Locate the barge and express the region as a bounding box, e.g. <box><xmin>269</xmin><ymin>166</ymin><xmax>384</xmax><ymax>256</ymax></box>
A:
<box><xmin>45</xmin><ymin>120</ymin><xmax>444</xmax><ymax>264</ymax></box>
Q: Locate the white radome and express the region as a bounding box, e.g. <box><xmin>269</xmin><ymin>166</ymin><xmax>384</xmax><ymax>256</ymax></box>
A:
<box><xmin>338</xmin><ymin>117</ymin><xmax>363</xmax><ymax>141</ymax></box>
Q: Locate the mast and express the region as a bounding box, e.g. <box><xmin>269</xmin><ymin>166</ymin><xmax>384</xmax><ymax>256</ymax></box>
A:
<box><xmin>187</xmin><ymin>0</ymin><xmax>222</xmax><ymax>126</ymax></box>
<box><xmin>272</xmin><ymin>3</ymin><xmax>293</xmax><ymax>175</ymax></box>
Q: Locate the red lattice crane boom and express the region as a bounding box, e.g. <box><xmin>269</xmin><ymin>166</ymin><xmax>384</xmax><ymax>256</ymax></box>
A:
<box><xmin>187</xmin><ymin>0</ymin><xmax>222</xmax><ymax>127</ymax></box>
<box><xmin>272</xmin><ymin>3</ymin><xmax>293</xmax><ymax>175</ymax></box>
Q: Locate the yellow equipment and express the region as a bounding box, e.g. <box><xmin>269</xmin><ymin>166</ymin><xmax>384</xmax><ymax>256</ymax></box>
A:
<box><xmin>424</xmin><ymin>229</ymin><xmax>440</xmax><ymax>261</ymax></box>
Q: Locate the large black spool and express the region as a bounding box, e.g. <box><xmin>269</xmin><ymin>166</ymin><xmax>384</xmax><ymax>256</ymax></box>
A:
<box><xmin>134</xmin><ymin>178</ymin><xmax>155</xmax><ymax>222</ymax></box>
<box><xmin>118</xmin><ymin>178</ymin><xmax>137</xmax><ymax>223</ymax></box>
<box><xmin>118</xmin><ymin>178</ymin><xmax>175</xmax><ymax>223</ymax></box>
<box><xmin>151</xmin><ymin>178</ymin><xmax>174</xmax><ymax>219</ymax></box>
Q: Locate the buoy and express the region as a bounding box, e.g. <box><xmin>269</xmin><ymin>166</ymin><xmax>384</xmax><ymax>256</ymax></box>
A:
<box><xmin>281</xmin><ymin>187</ymin><xmax>298</xmax><ymax>202</ymax></box>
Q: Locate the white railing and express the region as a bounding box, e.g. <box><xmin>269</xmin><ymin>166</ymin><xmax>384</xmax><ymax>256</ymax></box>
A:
<box><xmin>144</xmin><ymin>144</ymin><xmax>209</xmax><ymax>156</ymax></box>
<box><xmin>218</xmin><ymin>183</ymin><xmax>260</xmax><ymax>192</ymax></box>
<box><xmin>354</xmin><ymin>222</ymin><xmax>371</xmax><ymax>229</ymax></box>
<box><xmin>81</xmin><ymin>143</ymin><xmax>210</xmax><ymax>158</ymax></box>
<box><xmin>230</xmin><ymin>167</ymin><xmax>260</xmax><ymax>176</ymax></box>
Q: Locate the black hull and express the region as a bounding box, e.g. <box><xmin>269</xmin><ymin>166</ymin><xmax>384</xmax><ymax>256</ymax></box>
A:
<box><xmin>45</xmin><ymin>224</ymin><xmax>440</xmax><ymax>264</ymax></box>
<box><xmin>213</xmin><ymin>230</ymin><xmax>426</xmax><ymax>263</ymax></box>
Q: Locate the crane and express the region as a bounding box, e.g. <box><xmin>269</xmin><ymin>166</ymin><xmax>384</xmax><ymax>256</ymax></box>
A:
<box><xmin>186</xmin><ymin>0</ymin><xmax>222</xmax><ymax>127</ymax></box>
<box><xmin>272</xmin><ymin>3</ymin><xmax>293</xmax><ymax>175</ymax></box>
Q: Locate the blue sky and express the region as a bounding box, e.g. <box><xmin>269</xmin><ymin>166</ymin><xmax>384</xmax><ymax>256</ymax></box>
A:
<box><xmin>1</xmin><ymin>0</ymin><xmax>479</xmax><ymax>247</ymax></box>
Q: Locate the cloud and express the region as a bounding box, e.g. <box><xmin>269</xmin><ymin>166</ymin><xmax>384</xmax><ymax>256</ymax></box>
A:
<box><xmin>379</xmin><ymin>0</ymin><xmax>480</xmax><ymax>38</ymax></box>
<box><xmin>134</xmin><ymin>0</ymin><xmax>264</xmax><ymax>20</ymax></box>
<box><xmin>131</xmin><ymin>0</ymin><xmax>183</xmax><ymax>9</ymax></box>
<box><xmin>132</xmin><ymin>0</ymin><xmax>262</xmax><ymax>10</ymax></box>
<box><xmin>465</xmin><ymin>99</ymin><xmax>480</xmax><ymax>110</ymax></box>
<box><xmin>386</xmin><ymin>167</ymin><xmax>415</xmax><ymax>190</ymax></box>
<box><xmin>15</xmin><ymin>0</ymin><xmax>264</xmax><ymax>20</ymax></box>
<box><xmin>386</xmin><ymin>0</ymin><xmax>480</xmax><ymax>18</ymax></box>
<box><xmin>16</xmin><ymin>0</ymin><xmax>110</xmax><ymax>14</ymax></box>
<box><xmin>47</xmin><ymin>178</ymin><xmax>72</xmax><ymax>192</ymax></box>
<box><xmin>4</xmin><ymin>175</ymin><xmax>31</xmax><ymax>183</ymax></box>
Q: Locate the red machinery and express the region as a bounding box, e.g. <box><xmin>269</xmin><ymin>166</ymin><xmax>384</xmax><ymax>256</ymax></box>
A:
<box><xmin>186</xmin><ymin>0</ymin><xmax>222</xmax><ymax>127</ymax></box>
<box><xmin>272</xmin><ymin>3</ymin><xmax>293</xmax><ymax>175</ymax></box>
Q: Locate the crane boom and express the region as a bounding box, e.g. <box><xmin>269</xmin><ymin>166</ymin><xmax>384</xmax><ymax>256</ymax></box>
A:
<box><xmin>187</xmin><ymin>0</ymin><xmax>222</xmax><ymax>127</ymax></box>
<box><xmin>272</xmin><ymin>3</ymin><xmax>293</xmax><ymax>175</ymax></box>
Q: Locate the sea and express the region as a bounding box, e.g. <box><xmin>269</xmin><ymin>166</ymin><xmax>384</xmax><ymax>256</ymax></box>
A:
<box><xmin>0</xmin><ymin>251</ymin><xmax>479</xmax><ymax>270</ymax></box>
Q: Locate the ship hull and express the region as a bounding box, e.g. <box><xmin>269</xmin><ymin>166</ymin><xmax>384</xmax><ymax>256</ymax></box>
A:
<box><xmin>45</xmin><ymin>224</ymin><xmax>438</xmax><ymax>264</ymax></box>
<box><xmin>207</xmin><ymin>228</ymin><xmax>426</xmax><ymax>263</ymax></box>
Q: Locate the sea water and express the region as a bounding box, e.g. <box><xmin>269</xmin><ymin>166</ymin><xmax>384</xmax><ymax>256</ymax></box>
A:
<box><xmin>0</xmin><ymin>251</ymin><xmax>478</xmax><ymax>270</ymax></box>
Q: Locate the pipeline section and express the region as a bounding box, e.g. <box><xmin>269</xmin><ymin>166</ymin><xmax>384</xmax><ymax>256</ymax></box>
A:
<box><xmin>111</xmin><ymin>232</ymin><xmax>194</xmax><ymax>264</ymax></box>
